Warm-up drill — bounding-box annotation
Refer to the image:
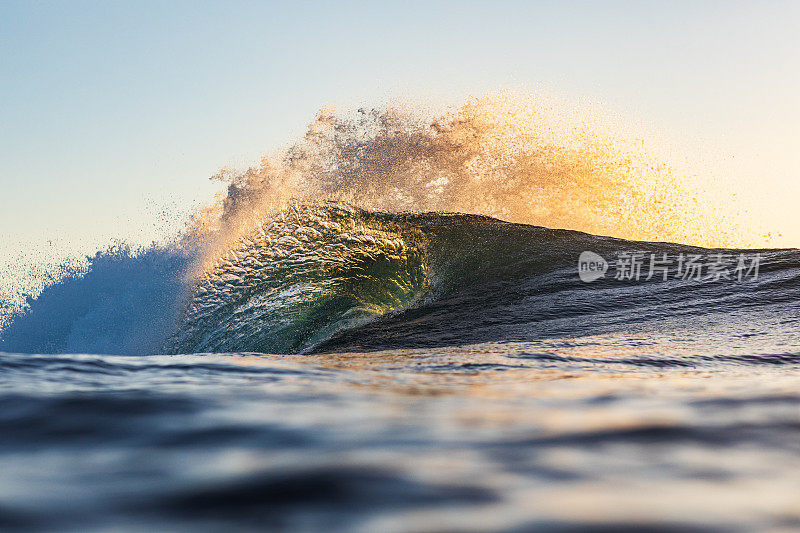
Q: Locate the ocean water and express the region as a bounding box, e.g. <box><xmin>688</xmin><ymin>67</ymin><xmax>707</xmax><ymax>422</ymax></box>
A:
<box><xmin>1</xmin><ymin>203</ymin><xmax>799</xmax><ymax>532</ymax></box>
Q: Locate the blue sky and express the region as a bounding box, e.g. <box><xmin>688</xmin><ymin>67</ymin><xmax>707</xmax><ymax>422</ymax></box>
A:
<box><xmin>1</xmin><ymin>0</ymin><xmax>799</xmax><ymax>261</ymax></box>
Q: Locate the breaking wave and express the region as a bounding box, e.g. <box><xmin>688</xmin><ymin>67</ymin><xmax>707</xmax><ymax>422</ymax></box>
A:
<box><xmin>0</xmin><ymin>246</ymin><xmax>191</xmax><ymax>355</ymax></box>
<box><xmin>0</xmin><ymin>93</ymin><xmax>792</xmax><ymax>355</ymax></box>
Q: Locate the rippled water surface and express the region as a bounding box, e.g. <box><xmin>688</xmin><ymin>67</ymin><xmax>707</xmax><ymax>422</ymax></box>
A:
<box><xmin>2</xmin><ymin>332</ymin><xmax>799</xmax><ymax>532</ymax></box>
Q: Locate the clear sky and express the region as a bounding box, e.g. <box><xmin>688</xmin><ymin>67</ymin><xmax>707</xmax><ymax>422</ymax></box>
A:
<box><xmin>1</xmin><ymin>0</ymin><xmax>799</xmax><ymax>265</ymax></box>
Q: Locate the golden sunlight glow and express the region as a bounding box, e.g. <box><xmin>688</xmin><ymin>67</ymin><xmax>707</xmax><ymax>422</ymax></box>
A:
<box><xmin>189</xmin><ymin>91</ymin><xmax>797</xmax><ymax>271</ymax></box>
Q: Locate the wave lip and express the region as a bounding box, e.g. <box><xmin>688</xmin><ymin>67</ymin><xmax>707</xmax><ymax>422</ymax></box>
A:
<box><xmin>170</xmin><ymin>202</ymin><xmax>430</xmax><ymax>354</ymax></box>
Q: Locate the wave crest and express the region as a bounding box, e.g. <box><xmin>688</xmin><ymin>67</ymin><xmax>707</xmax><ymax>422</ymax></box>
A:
<box><xmin>197</xmin><ymin>93</ymin><xmax>742</xmax><ymax>255</ymax></box>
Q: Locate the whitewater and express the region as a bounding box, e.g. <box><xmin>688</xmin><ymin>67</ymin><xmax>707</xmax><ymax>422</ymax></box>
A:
<box><xmin>1</xmin><ymin>95</ymin><xmax>798</xmax><ymax>532</ymax></box>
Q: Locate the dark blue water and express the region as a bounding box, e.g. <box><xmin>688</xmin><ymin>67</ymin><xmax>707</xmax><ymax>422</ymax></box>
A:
<box><xmin>1</xmin><ymin>205</ymin><xmax>799</xmax><ymax>532</ymax></box>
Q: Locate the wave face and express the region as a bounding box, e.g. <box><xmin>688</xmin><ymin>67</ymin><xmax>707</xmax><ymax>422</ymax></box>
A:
<box><xmin>163</xmin><ymin>201</ymin><xmax>799</xmax><ymax>357</ymax></box>
<box><xmin>170</xmin><ymin>203</ymin><xmax>429</xmax><ymax>354</ymax></box>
